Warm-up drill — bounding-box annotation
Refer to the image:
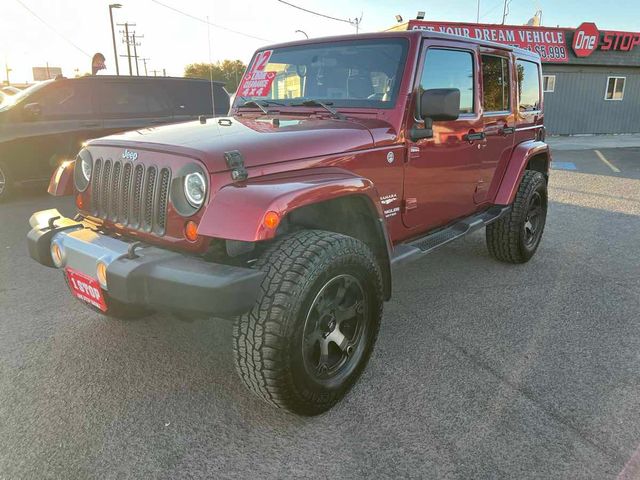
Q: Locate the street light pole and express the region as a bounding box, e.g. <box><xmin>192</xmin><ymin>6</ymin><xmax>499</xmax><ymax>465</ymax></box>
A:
<box><xmin>109</xmin><ymin>4</ymin><xmax>122</xmax><ymax>75</ymax></box>
<box><xmin>294</xmin><ymin>29</ymin><xmax>309</xmax><ymax>39</ymax></box>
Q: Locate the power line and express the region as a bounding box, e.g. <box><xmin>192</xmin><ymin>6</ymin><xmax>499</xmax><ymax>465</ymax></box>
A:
<box><xmin>276</xmin><ymin>0</ymin><xmax>353</xmax><ymax>24</ymax></box>
<box><xmin>150</xmin><ymin>0</ymin><xmax>272</xmax><ymax>42</ymax></box>
<box><xmin>13</xmin><ymin>0</ymin><xmax>91</xmax><ymax>57</ymax></box>
<box><xmin>478</xmin><ymin>0</ymin><xmax>504</xmax><ymax>22</ymax></box>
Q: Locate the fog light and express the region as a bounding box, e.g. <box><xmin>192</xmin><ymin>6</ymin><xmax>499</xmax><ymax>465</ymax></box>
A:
<box><xmin>51</xmin><ymin>243</ymin><xmax>64</xmax><ymax>267</ymax></box>
<box><xmin>184</xmin><ymin>220</ymin><xmax>199</xmax><ymax>242</ymax></box>
<box><xmin>96</xmin><ymin>262</ymin><xmax>108</xmax><ymax>289</ymax></box>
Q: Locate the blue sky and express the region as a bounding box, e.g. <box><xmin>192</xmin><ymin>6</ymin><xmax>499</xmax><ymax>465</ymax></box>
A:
<box><xmin>2</xmin><ymin>0</ymin><xmax>639</xmax><ymax>83</ymax></box>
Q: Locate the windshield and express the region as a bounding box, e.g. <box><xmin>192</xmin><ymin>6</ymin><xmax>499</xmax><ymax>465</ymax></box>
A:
<box><xmin>234</xmin><ymin>38</ymin><xmax>408</xmax><ymax>110</ymax></box>
<box><xmin>0</xmin><ymin>80</ymin><xmax>52</xmax><ymax>112</ymax></box>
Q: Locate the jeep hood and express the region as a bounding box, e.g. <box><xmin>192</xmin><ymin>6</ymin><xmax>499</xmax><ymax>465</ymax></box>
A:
<box><xmin>90</xmin><ymin>116</ymin><xmax>382</xmax><ymax>172</ymax></box>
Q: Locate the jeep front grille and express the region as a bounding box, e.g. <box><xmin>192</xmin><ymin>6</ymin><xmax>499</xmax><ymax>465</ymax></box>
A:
<box><xmin>90</xmin><ymin>158</ymin><xmax>171</xmax><ymax>235</ymax></box>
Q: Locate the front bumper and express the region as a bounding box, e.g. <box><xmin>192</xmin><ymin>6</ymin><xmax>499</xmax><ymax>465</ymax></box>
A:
<box><xmin>26</xmin><ymin>209</ymin><xmax>265</xmax><ymax>318</ymax></box>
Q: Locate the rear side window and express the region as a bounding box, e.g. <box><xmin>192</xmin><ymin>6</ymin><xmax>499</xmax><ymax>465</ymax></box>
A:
<box><xmin>37</xmin><ymin>83</ymin><xmax>94</xmax><ymax>119</ymax></box>
<box><xmin>99</xmin><ymin>82</ymin><xmax>171</xmax><ymax>116</ymax></box>
<box><xmin>419</xmin><ymin>48</ymin><xmax>474</xmax><ymax>114</ymax></box>
<box><xmin>516</xmin><ymin>60</ymin><xmax>541</xmax><ymax>111</ymax></box>
<box><xmin>481</xmin><ymin>55</ymin><xmax>510</xmax><ymax>112</ymax></box>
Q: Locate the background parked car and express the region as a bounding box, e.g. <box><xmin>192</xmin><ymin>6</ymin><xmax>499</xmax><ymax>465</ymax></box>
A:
<box><xmin>0</xmin><ymin>75</ymin><xmax>229</xmax><ymax>201</ymax></box>
<box><xmin>1</xmin><ymin>86</ymin><xmax>22</xmax><ymax>96</ymax></box>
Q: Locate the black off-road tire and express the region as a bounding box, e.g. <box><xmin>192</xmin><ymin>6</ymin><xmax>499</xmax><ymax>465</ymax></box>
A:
<box><xmin>233</xmin><ymin>230</ymin><xmax>383</xmax><ymax>416</ymax></box>
<box><xmin>0</xmin><ymin>160</ymin><xmax>13</xmax><ymax>202</ymax></box>
<box><xmin>486</xmin><ymin>170</ymin><xmax>548</xmax><ymax>263</ymax></box>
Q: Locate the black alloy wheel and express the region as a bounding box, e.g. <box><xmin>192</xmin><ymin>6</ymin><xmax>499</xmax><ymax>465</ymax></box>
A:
<box><xmin>523</xmin><ymin>191</ymin><xmax>544</xmax><ymax>248</ymax></box>
<box><xmin>302</xmin><ymin>274</ymin><xmax>368</xmax><ymax>383</ymax></box>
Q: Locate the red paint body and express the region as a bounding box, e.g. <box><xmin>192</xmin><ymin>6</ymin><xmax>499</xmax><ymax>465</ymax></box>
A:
<box><xmin>51</xmin><ymin>30</ymin><xmax>550</xmax><ymax>257</ymax></box>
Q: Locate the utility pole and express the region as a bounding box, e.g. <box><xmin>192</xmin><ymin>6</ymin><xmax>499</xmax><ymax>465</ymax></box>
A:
<box><xmin>501</xmin><ymin>0</ymin><xmax>510</xmax><ymax>24</ymax></box>
<box><xmin>140</xmin><ymin>58</ymin><xmax>149</xmax><ymax>76</ymax></box>
<box><xmin>109</xmin><ymin>4</ymin><xmax>122</xmax><ymax>75</ymax></box>
<box><xmin>118</xmin><ymin>22</ymin><xmax>135</xmax><ymax>75</ymax></box>
<box><xmin>351</xmin><ymin>17</ymin><xmax>361</xmax><ymax>34</ymax></box>
<box><xmin>132</xmin><ymin>32</ymin><xmax>143</xmax><ymax>76</ymax></box>
<box><xmin>150</xmin><ymin>69</ymin><xmax>160</xmax><ymax>76</ymax></box>
<box><xmin>476</xmin><ymin>0</ymin><xmax>480</xmax><ymax>23</ymax></box>
<box><xmin>4</xmin><ymin>61</ymin><xmax>11</xmax><ymax>85</ymax></box>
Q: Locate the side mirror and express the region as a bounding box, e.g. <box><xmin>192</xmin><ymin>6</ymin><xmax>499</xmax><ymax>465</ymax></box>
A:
<box><xmin>420</xmin><ymin>88</ymin><xmax>460</xmax><ymax>122</ymax></box>
<box><xmin>23</xmin><ymin>102</ymin><xmax>42</xmax><ymax>120</ymax></box>
<box><xmin>411</xmin><ymin>88</ymin><xmax>461</xmax><ymax>141</ymax></box>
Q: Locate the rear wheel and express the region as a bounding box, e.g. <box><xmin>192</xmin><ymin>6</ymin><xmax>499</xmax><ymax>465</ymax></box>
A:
<box><xmin>233</xmin><ymin>230</ymin><xmax>383</xmax><ymax>415</ymax></box>
<box><xmin>486</xmin><ymin>170</ymin><xmax>547</xmax><ymax>263</ymax></box>
<box><xmin>0</xmin><ymin>161</ymin><xmax>13</xmax><ymax>202</ymax></box>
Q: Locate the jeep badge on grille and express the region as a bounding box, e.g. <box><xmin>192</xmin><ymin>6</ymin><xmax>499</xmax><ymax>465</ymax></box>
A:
<box><xmin>122</xmin><ymin>149</ymin><xmax>138</xmax><ymax>161</ymax></box>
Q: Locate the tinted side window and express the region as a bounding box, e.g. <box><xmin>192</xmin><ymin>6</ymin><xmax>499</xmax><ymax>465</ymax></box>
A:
<box><xmin>38</xmin><ymin>83</ymin><xmax>94</xmax><ymax>119</ymax></box>
<box><xmin>99</xmin><ymin>82</ymin><xmax>170</xmax><ymax>116</ymax></box>
<box><xmin>481</xmin><ymin>55</ymin><xmax>510</xmax><ymax>112</ymax></box>
<box><xmin>170</xmin><ymin>82</ymin><xmax>229</xmax><ymax>116</ymax></box>
<box><xmin>516</xmin><ymin>60</ymin><xmax>541</xmax><ymax>111</ymax></box>
<box><xmin>419</xmin><ymin>49</ymin><xmax>474</xmax><ymax>114</ymax></box>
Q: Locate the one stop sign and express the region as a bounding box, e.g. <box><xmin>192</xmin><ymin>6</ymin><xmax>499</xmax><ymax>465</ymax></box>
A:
<box><xmin>573</xmin><ymin>22</ymin><xmax>600</xmax><ymax>57</ymax></box>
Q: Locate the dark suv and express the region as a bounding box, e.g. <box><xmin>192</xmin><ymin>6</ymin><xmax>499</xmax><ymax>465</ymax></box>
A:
<box><xmin>0</xmin><ymin>76</ymin><xmax>229</xmax><ymax>200</ymax></box>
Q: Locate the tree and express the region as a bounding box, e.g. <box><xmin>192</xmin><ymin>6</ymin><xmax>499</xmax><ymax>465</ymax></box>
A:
<box><xmin>184</xmin><ymin>60</ymin><xmax>246</xmax><ymax>93</ymax></box>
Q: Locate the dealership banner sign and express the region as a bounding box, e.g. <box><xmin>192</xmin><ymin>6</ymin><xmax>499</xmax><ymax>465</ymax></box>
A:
<box><xmin>407</xmin><ymin>20</ymin><xmax>640</xmax><ymax>63</ymax></box>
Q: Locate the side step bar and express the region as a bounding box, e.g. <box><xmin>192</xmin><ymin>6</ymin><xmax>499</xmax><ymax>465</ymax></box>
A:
<box><xmin>390</xmin><ymin>205</ymin><xmax>511</xmax><ymax>270</ymax></box>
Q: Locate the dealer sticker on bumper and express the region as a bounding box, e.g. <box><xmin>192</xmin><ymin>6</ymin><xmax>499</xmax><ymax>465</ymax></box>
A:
<box><xmin>65</xmin><ymin>267</ymin><xmax>107</xmax><ymax>312</ymax></box>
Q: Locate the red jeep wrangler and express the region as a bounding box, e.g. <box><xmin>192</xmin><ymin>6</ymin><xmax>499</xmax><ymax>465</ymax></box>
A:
<box><xmin>27</xmin><ymin>31</ymin><xmax>550</xmax><ymax>415</ymax></box>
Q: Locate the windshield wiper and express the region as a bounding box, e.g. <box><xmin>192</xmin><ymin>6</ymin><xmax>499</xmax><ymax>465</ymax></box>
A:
<box><xmin>237</xmin><ymin>99</ymin><xmax>286</xmax><ymax>114</ymax></box>
<box><xmin>291</xmin><ymin>99</ymin><xmax>346</xmax><ymax>120</ymax></box>
<box><xmin>237</xmin><ymin>100</ymin><xmax>270</xmax><ymax>114</ymax></box>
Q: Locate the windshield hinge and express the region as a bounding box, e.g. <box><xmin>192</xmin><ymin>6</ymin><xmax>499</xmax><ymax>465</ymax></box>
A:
<box><xmin>224</xmin><ymin>150</ymin><xmax>249</xmax><ymax>182</ymax></box>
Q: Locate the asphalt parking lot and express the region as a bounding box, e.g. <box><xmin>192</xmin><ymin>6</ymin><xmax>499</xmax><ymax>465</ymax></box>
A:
<box><xmin>1</xmin><ymin>147</ymin><xmax>639</xmax><ymax>479</ymax></box>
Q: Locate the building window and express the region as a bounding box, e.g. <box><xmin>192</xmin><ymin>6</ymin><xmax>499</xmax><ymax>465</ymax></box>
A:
<box><xmin>605</xmin><ymin>77</ymin><xmax>625</xmax><ymax>100</ymax></box>
<box><xmin>481</xmin><ymin>55</ymin><xmax>510</xmax><ymax>112</ymax></box>
<box><xmin>516</xmin><ymin>60</ymin><xmax>541</xmax><ymax>112</ymax></box>
<box><xmin>543</xmin><ymin>75</ymin><xmax>556</xmax><ymax>92</ymax></box>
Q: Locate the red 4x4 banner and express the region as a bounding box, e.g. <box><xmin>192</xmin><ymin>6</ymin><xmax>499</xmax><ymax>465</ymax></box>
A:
<box><xmin>238</xmin><ymin>50</ymin><xmax>277</xmax><ymax>97</ymax></box>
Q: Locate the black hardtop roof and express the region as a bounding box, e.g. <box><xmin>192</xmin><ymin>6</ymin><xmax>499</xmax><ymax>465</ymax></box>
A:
<box><xmin>260</xmin><ymin>30</ymin><xmax>539</xmax><ymax>62</ymax></box>
<box><xmin>56</xmin><ymin>75</ymin><xmax>225</xmax><ymax>85</ymax></box>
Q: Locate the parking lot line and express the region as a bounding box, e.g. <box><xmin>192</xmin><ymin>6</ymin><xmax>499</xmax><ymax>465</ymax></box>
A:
<box><xmin>594</xmin><ymin>150</ymin><xmax>621</xmax><ymax>173</ymax></box>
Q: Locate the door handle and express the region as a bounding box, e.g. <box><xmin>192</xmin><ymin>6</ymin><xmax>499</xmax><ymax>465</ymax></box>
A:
<box><xmin>502</xmin><ymin>126</ymin><xmax>516</xmax><ymax>135</ymax></box>
<box><xmin>464</xmin><ymin>131</ymin><xmax>486</xmax><ymax>142</ymax></box>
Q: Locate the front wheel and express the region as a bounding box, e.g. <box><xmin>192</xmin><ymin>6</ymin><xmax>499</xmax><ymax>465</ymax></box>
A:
<box><xmin>486</xmin><ymin>170</ymin><xmax>548</xmax><ymax>263</ymax></box>
<box><xmin>233</xmin><ymin>230</ymin><xmax>383</xmax><ymax>415</ymax></box>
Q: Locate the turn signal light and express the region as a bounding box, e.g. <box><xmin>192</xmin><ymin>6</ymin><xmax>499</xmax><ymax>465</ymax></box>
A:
<box><xmin>184</xmin><ymin>220</ymin><xmax>199</xmax><ymax>242</ymax></box>
<box><xmin>96</xmin><ymin>262</ymin><xmax>108</xmax><ymax>289</ymax></box>
<box><xmin>263</xmin><ymin>211</ymin><xmax>280</xmax><ymax>230</ymax></box>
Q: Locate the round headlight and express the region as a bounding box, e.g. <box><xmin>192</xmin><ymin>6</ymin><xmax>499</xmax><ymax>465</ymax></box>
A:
<box><xmin>81</xmin><ymin>155</ymin><xmax>92</xmax><ymax>182</ymax></box>
<box><xmin>74</xmin><ymin>149</ymin><xmax>93</xmax><ymax>192</ymax></box>
<box><xmin>184</xmin><ymin>172</ymin><xmax>206</xmax><ymax>208</ymax></box>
